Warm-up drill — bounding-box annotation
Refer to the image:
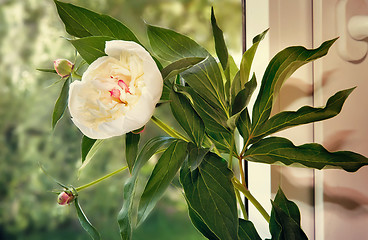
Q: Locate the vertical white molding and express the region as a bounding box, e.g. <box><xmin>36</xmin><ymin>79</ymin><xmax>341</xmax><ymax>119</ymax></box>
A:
<box><xmin>246</xmin><ymin>0</ymin><xmax>271</xmax><ymax>239</ymax></box>
<box><xmin>312</xmin><ymin>1</ymin><xmax>325</xmax><ymax>240</ymax></box>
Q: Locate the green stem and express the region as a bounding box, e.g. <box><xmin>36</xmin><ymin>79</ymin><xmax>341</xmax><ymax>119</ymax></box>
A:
<box><xmin>234</xmin><ymin>188</ymin><xmax>248</xmax><ymax>220</ymax></box>
<box><xmin>75</xmin><ymin>166</ymin><xmax>128</xmax><ymax>192</ymax></box>
<box><xmin>228</xmin><ymin>134</ymin><xmax>235</xmax><ymax>169</ymax></box>
<box><xmin>232</xmin><ymin>177</ymin><xmax>270</xmax><ymax>223</ymax></box>
<box><xmin>151</xmin><ymin>115</ymin><xmax>189</xmax><ymax>142</ymax></box>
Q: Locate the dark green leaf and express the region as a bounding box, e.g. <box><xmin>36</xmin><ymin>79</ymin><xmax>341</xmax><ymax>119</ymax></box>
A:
<box><xmin>52</xmin><ymin>77</ymin><xmax>70</xmax><ymax>129</ymax></box>
<box><xmin>161</xmin><ymin>57</ymin><xmax>205</xmax><ymax>81</ymax></box>
<box><xmin>170</xmin><ymin>89</ymin><xmax>205</xmax><ymax>146</ymax></box>
<box><xmin>174</xmin><ymin>86</ymin><xmax>233</xmax><ymax>152</ymax></box>
<box><xmin>252</xmin><ymin>88</ymin><xmax>355</xmax><ymax>142</ymax></box>
<box><xmin>269</xmin><ymin>188</ymin><xmax>308</xmax><ymax>240</ymax></box>
<box><xmin>252</xmin><ymin>39</ymin><xmax>337</xmax><ymax>131</ymax></box>
<box><xmin>147</xmin><ymin>25</ymin><xmax>227</xmax><ymax>115</ymax></box>
<box><xmin>232</xmin><ymin>74</ymin><xmax>257</xmax><ymax>116</ymax></box>
<box><xmin>238</xmin><ymin>219</ymin><xmax>262</xmax><ymax>240</ymax></box>
<box><xmin>211</xmin><ymin>7</ymin><xmax>228</xmax><ymax>71</ymax></box>
<box><xmin>137</xmin><ymin>140</ymin><xmax>188</xmax><ymax>224</ymax></box>
<box><xmin>81</xmin><ymin>135</ymin><xmax>97</xmax><ymax>163</ymax></box>
<box><xmin>227</xmin><ymin>74</ymin><xmax>257</xmax><ymax>130</ymax></box>
<box><xmin>69</xmin><ymin>36</ymin><xmax>115</xmax><ymax>64</ymax></box>
<box><xmin>244</xmin><ymin>136</ymin><xmax>368</xmax><ymax>172</ymax></box>
<box><xmin>74</xmin><ymin>198</ymin><xmax>101</xmax><ymax>240</ymax></box>
<box><xmin>79</xmin><ymin>139</ymin><xmax>104</xmax><ymax>171</ymax></box>
<box><xmin>224</xmin><ymin>55</ymin><xmax>239</xmax><ymax>100</ymax></box>
<box><xmin>188</xmin><ymin>203</ymin><xmax>219</xmax><ymax>240</ymax></box>
<box><xmin>180</xmin><ymin>153</ymin><xmax>238</xmax><ymax>240</ymax></box>
<box><xmin>118</xmin><ymin>137</ymin><xmax>175</xmax><ymax>240</ymax></box>
<box><xmin>54</xmin><ymin>0</ymin><xmax>139</xmax><ymax>42</ymax></box>
<box><xmin>236</xmin><ymin>108</ymin><xmax>252</xmax><ymax>141</ymax></box>
<box><xmin>239</xmin><ymin>29</ymin><xmax>268</xmax><ymax>87</ymax></box>
<box><xmin>187</xmin><ymin>143</ymin><xmax>210</xmax><ymax>171</ymax></box>
<box><xmin>126</xmin><ymin>132</ymin><xmax>140</xmax><ymax>173</ymax></box>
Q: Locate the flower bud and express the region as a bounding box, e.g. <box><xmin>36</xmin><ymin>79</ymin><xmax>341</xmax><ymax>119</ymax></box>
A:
<box><xmin>57</xmin><ymin>191</ymin><xmax>75</xmax><ymax>205</ymax></box>
<box><xmin>54</xmin><ymin>59</ymin><xmax>74</xmax><ymax>78</ymax></box>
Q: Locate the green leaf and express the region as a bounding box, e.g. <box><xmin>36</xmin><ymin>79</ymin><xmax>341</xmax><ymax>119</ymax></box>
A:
<box><xmin>224</xmin><ymin>55</ymin><xmax>239</xmax><ymax>101</ymax></box>
<box><xmin>227</xmin><ymin>74</ymin><xmax>257</xmax><ymax>130</ymax></box>
<box><xmin>236</xmin><ymin>108</ymin><xmax>252</xmax><ymax>142</ymax></box>
<box><xmin>161</xmin><ymin>57</ymin><xmax>205</xmax><ymax>81</ymax></box>
<box><xmin>170</xmin><ymin>89</ymin><xmax>205</xmax><ymax>146</ymax></box>
<box><xmin>137</xmin><ymin>140</ymin><xmax>188</xmax><ymax>224</ymax></box>
<box><xmin>244</xmin><ymin>136</ymin><xmax>368</xmax><ymax>172</ymax></box>
<box><xmin>126</xmin><ymin>132</ymin><xmax>140</xmax><ymax>173</ymax></box>
<box><xmin>79</xmin><ymin>139</ymin><xmax>104</xmax><ymax>171</ymax></box>
<box><xmin>239</xmin><ymin>29</ymin><xmax>268</xmax><ymax>87</ymax></box>
<box><xmin>69</xmin><ymin>36</ymin><xmax>115</xmax><ymax>64</ymax></box>
<box><xmin>147</xmin><ymin>25</ymin><xmax>227</xmax><ymax>115</ymax></box>
<box><xmin>188</xmin><ymin>204</ymin><xmax>219</xmax><ymax>240</ymax></box>
<box><xmin>118</xmin><ymin>137</ymin><xmax>174</xmax><ymax>240</ymax></box>
<box><xmin>238</xmin><ymin>219</ymin><xmax>262</xmax><ymax>240</ymax></box>
<box><xmin>187</xmin><ymin>143</ymin><xmax>210</xmax><ymax>171</ymax></box>
<box><xmin>74</xmin><ymin>198</ymin><xmax>101</xmax><ymax>240</ymax></box>
<box><xmin>180</xmin><ymin>152</ymin><xmax>238</xmax><ymax>240</ymax></box>
<box><xmin>269</xmin><ymin>188</ymin><xmax>308</xmax><ymax>240</ymax></box>
<box><xmin>54</xmin><ymin>0</ymin><xmax>139</xmax><ymax>42</ymax></box>
<box><xmin>81</xmin><ymin>135</ymin><xmax>97</xmax><ymax>163</ymax></box>
<box><xmin>52</xmin><ymin>77</ymin><xmax>70</xmax><ymax>129</ymax></box>
<box><xmin>174</xmin><ymin>85</ymin><xmax>233</xmax><ymax>152</ymax></box>
<box><xmin>252</xmin><ymin>87</ymin><xmax>355</xmax><ymax>142</ymax></box>
<box><xmin>252</xmin><ymin>38</ymin><xmax>337</xmax><ymax>131</ymax></box>
<box><xmin>211</xmin><ymin>7</ymin><xmax>228</xmax><ymax>71</ymax></box>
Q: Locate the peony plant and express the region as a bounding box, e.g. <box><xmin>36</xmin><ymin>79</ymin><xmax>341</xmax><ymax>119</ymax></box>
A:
<box><xmin>42</xmin><ymin>1</ymin><xmax>368</xmax><ymax>240</ymax></box>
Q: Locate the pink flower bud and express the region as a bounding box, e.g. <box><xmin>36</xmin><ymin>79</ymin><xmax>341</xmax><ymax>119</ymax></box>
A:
<box><xmin>57</xmin><ymin>191</ymin><xmax>75</xmax><ymax>205</ymax></box>
<box><xmin>54</xmin><ymin>59</ymin><xmax>74</xmax><ymax>78</ymax></box>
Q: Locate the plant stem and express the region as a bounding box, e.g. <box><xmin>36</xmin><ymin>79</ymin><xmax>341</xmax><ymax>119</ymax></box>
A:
<box><xmin>235</xmin><ymin>188</ymin><xmax>248</xmax><ymax>220</ymax></box>
<box><xmin>75</xmin><ymin>166</ymin><xmax>128</xmax><ymax>192</ymax></box>
<box><xmin>228</xmin><ymin>134</ymin><xmax>235</xmax><ymax>169</ymax></box>
<box><xmin>151</xmin><ymin>115</ymin><xmax>189</xmax><ymax>142</ymax></box>
<box><xmin>238</xmin><ymin>157</ymin><xmax>247</xmax><ymax>189</ymax></box>
<box><xmin>232</xmin><ymin>177</ymin><xmax>270</xmax><ymax>223</ymax></box>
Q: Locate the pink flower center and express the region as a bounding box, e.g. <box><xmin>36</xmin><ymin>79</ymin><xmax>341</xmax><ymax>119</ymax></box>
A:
<box><xmin>109</xmin><ymin>76</ymin><xmax>132</xmax><ymax>105</ymax></box>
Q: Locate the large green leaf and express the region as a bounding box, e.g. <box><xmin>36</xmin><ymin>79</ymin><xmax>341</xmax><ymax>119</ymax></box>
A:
<box><xmin>211</xmin><ymin>7</ymin><xmax>228</xmax><ymax>71</ymax></box>
<box><xmin>238</xmin><ymin>219</ymin><xmax>262</xmax><ymax>240</ymax></box>
<box><xmin>170</xmin><ymin>89</ymin><xmax>205</xmax><ymax>146</ymax></box>
<box><xmin>252</xmin><ymin>88</ymin><xmax>355</xmax><ymax>142</ymax></box>
<box><xmin>54</xmin><ymin>0</ymin><xmax>139</xmax><ymax>42</ymax></box>
<box><xmin>252</xmin><ymin>39</ymin><xmax>337</xmax><ymax>132</ymax></box>
<box><xmin>269</xmin><ymin>188</ymin><xmax>308</xmax><ymax>240</ymax></box>
<box><xmin>52</xmin><ymin>77</ymin><xmax>70</xmax><ymax>129</ymax></box>
<box><xmin>74</xmin><ymin>198</ymin><xmax>101</xmax><ymax>240</ymax></box>
<box><xmin>147</xmin><ymin>25</ymin><xmax>227</xmax><ymax>115</ymax></box>
<box><xmin>79</xmin><ymin>139</ymin><xmax>104</xmax><ymax>171</ymax></box>
<box><xmin>125</xmin><ymin>132</ymin><xmax>140</xmax><ymax>173</ymax></box>
<box><xmin>137</xmin><ymin>140</ymin><xmax>188</xmax><ymax>224</ymax></box>
<box><xmin>188</xmin><ymin>203</ymin><xmax>219</xmax><ymax>240</ymax></box>
<box><xmin>180</xmin><ymin>153</ymin><xmax>238</xmax><ymax>240</ymax></box>
<box><xmin>161</xmin><ymin>57</ymin><xmax>205</xmax><ymax>81</ymax></box>
<box><xmin>244</xmin><ymin>136</ymin><xmax>368</xmax><ymax>172</ymax></box>
<box><xmin>69</xmin><ymin>36</ymin><xmax>115</xmax><ymax>64</ymax></box>
<box><xmin>118</xmin><ymin>137</ymin><xmax>174</xmax><ymax>240</ymax></box>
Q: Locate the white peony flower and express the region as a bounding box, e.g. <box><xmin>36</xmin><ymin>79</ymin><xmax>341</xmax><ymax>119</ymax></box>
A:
<box><xmin>68</xmin><ymin>40</ymin><xmax>163</xmax><ymax>139</ymax></box>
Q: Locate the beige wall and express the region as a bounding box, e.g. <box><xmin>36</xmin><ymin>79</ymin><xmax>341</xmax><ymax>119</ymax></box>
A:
<box><xmin>265</xmin><ymin>0</ymin><xmax>368</xmax><ymax>239</ymax></box>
